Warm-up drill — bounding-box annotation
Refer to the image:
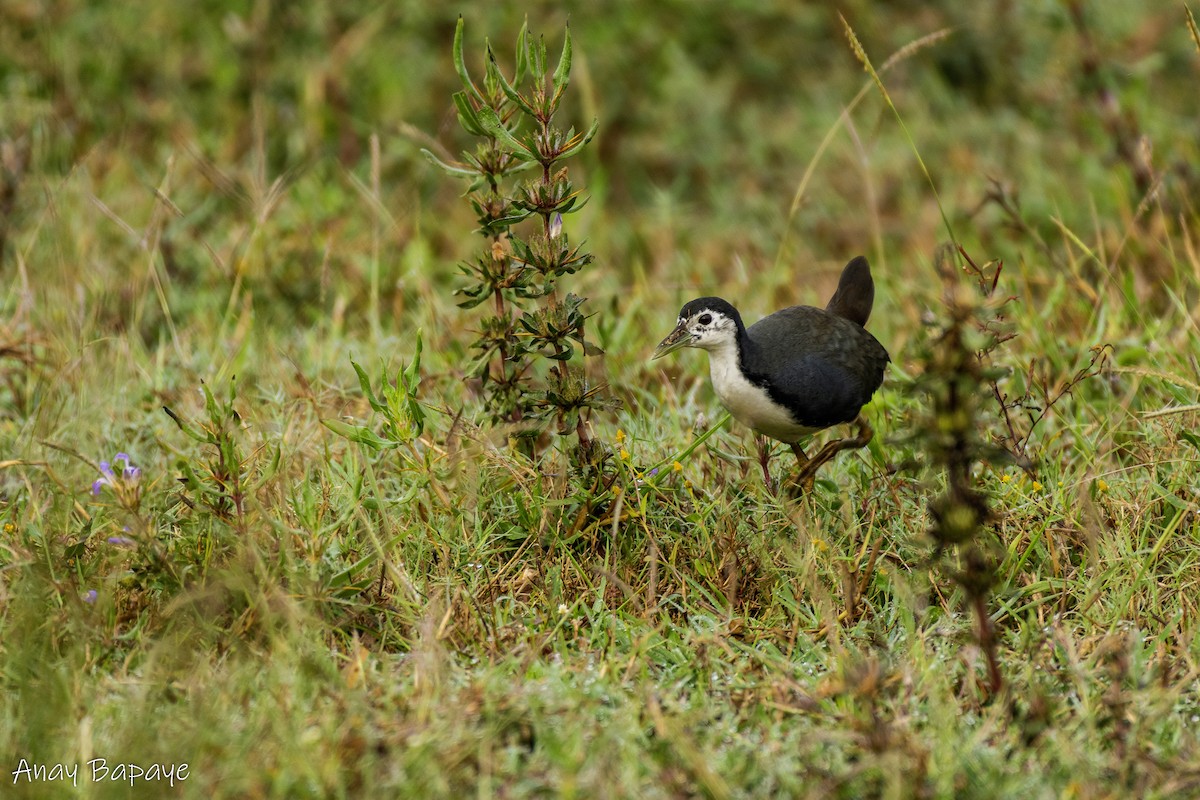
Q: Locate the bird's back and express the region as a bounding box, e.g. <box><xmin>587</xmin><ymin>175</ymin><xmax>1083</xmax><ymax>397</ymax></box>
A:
<box><xmin>743</xmin><ymin>306</ymin><xmax>889</xmax><ymax>429</ymax></box>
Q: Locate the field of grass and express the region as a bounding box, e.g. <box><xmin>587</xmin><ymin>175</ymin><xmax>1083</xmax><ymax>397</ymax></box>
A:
<box><xmin>3</xmin><ymin>2</ymin><xmax>1200</xmax><ymax>797</ymax></box>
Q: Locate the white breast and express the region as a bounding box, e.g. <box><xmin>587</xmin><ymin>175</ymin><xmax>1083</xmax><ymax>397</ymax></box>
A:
<box><xmin>706</xmin><ymin>341</ymin><xmax>819</xmax><ymax>442</ymax></box>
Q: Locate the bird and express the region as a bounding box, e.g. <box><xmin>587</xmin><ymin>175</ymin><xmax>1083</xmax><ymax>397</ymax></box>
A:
<box><xmin>652</xmin><ymin>256</ymin><xmax>889</xmax><ymax>492</ymax></box>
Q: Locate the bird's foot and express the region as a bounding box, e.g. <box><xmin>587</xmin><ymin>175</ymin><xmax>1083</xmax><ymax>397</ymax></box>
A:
<box><xmin>783</xmin><ymin>442</ymin><xmax>816</xmax><ymax>497</ymax></box>
<box><xmin>791</xmin><ymin>416</ymin><xmax>874</xmax><ymax>491</ymax></box>
<box><xmin>785</xmin><ymin>471</ymin><xmax>818</xmax><ymax>498</ymax></box>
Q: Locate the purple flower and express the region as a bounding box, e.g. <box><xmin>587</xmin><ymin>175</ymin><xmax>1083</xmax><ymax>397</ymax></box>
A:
<box><xmin>107</xmin><ymin>536</ymin><xmax>136</xmax><ymax>548</ymax></box>
<box><xmin>549</xmin><ymin>213</ymin><xmax>563</xmax><ymax>239</ymax></box>
<box><xmin>82</xmin><ymin>589</ymin><xmax>97</xmax><ymax>604</ymax></box>
<box><xmin>91</xmin><ymin>453</ymin><xmax>141</xmax><ymax>497</ymax></box>
<box><xmin>115</xmin><ymin>453</ymin><xmax>141</xmax><ymax>481</ymax></box>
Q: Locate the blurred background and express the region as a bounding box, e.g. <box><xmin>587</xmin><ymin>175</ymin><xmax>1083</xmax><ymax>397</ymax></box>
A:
<box><xmin>4</xmin><ymin>1</ymin><xmax>1196</xmax><ymax>359</ymax></box>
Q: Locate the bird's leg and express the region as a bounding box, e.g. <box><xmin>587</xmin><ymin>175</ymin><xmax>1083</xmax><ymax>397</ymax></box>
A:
<box><xmin>795</xmin><ymin>415</ymin><xmax>874</xmax><ymax>489</ymax></box>
<box><xmin>785</xmin><ymin>443</ymin><xmax>815</xmax><ymax>497</ymax></box>
<box><xmin>789</xmin><ymin>442</ymin><xmax>810</xmax><ymax>469</ymax></box>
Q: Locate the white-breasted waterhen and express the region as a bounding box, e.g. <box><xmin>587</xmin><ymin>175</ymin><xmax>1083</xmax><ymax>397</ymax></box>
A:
<box><xmin>653</xmin><ymin>256</ymin><xmax>889</xmax><ymax>491</ymax></box>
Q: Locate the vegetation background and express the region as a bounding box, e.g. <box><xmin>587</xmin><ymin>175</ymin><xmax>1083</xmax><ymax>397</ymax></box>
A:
<box><xmin>2</xmin><ymin>1</ymin><xmax>1199</xmax><ymax>797</ymax></box>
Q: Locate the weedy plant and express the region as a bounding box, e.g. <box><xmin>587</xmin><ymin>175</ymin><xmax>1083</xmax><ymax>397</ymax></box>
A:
<box><xmin>323</xmin><ymin>333</ymin><xmax>426</xmax><ymax>454</ymax></box>
<box><xmin>424</xmin><ymin>18</ymin><xmax>613</xmax><ymax>464</ymax></box>
<box><xmin>914</xmin><ymin>245</ymin><xmax>1112</xmax><ymax>697</ymax></box>
<box><xmin>911</xmin><ymin>245</ymin><xmax>1013</xmax><ymax>694</ymax></box>
<box><xmin>321</xmin><ymin>333</ymin><xmax>451</xmax><ymax>506</ymax></box>
<box><xmin>911</xmin><ymin>242</ymin><xmax>1113</xmax><ymax>696</ymax></box>
<box><xmin>164</xmin><ymin>378</ymin><xmax>280</xmax><ymax>538</ymax></box>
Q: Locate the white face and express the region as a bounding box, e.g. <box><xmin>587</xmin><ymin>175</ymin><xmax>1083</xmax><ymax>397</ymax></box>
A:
<box><xmin>653</xmin><ymin>301</ymin><xmax>742</xmax><ymax>360</ymax></box>
<box><xmin>676</xmin><ymin>308</ymin><xmax>738</xmax><ymax>351</ymax></box>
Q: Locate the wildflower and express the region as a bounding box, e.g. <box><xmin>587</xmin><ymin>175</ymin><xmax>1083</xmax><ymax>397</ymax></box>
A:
<box><xmin>92</xmin><ymin>452</ymin><xmax>141</xmax><ymax>494</ymax></box>
<box><xmin>620</xmin><ymin>448</ymin><xmax>630</xmax><ymax>461</ymax></box>
<box><xmin>557</xmin><ymin>603</ymin><xmax>569</xmax><ymax>616</ymax></box>
<box><xmin>2</xmin><ymin>522</ymin><xmax>15</xmax><ymax>535</ymax></box>
<box><xmin>672</xmin><ymin>461</ymin><xmax>683</xmax><ymax>472</ymax></box>
<box><xmin>1031</xmin><ymin>481</ymin><xmax>1043</xmax><ymax>492</ymax></box>
<box><xmin>648</xmin><ymin>468</ymin><xmax>659</xmax><ymax>477</ymax></box>
<box><xmin>615</xmin><ymin>429</ymin><xmax>625</xmax><ymax>443</ymax></box>
<box><xmin>1097</xmin><ymin>479</ymin><xmax>1109</xmax><ymax>493</ymax></box>
<box><xmin>1000</xmin><ymin>474</ymin><xmax>1011</xmax><ymax>484</ymax></box>
<box><xmin>82</xmin><ymin>589</ymin><xmax>97</xmax><ymax>604</ymax></box>
<box><xmin>549</xmin><ymin>213</ymin><xmax>563</xmax><ymax>240</ymax></box>
<box><xmin>91</xmin><ymin>452</ymin><xmax>142</xmax><ymax>503</ymax></box>
<box><xmin>107</xmin><ymin>536</ymin><xmax>136</xmax><ymax>548</ymax></box>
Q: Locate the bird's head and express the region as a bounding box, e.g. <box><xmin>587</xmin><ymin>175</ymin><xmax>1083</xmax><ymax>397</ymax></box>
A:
<box><xmin>652</xmin><ymin>297</ymin><xmax>743</xmax><ymax>359</ymax></box>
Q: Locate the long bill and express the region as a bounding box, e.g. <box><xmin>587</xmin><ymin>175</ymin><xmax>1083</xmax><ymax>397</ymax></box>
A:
<box><xmin>652</xmin><ymin>322</ymin><xmax>692</xmax><ymax>359</ymax></box>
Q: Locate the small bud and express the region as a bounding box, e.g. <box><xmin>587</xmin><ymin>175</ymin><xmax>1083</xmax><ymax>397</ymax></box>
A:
<box><xmin>549</xmin><ymin>213</ymin><xmax>563</xmax><ymax>239</ymax></box>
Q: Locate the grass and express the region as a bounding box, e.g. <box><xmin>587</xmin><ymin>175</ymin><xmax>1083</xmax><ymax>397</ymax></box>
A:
<box><xmin>3</xmin><ymin>1</ymin><xmax>1200</xmax><ymax>797</ymax></box>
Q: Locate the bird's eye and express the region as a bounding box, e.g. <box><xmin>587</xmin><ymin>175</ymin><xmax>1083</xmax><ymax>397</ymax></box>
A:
<box><xmin>698</xmin><ymin>313</ymin><xmax>713</xmax><ymax>326</ymax></box>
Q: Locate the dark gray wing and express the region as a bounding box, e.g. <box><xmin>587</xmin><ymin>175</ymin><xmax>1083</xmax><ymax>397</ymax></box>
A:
<box><xmin>744</xmin><ymin>306</ymin><xmax>889</xmax><ymax>428</ymax></box>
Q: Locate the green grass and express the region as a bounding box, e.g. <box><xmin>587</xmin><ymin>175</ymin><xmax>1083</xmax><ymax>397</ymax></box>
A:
<box><xmin>3</xmin><ymin>2</ymin><xmax>1200</xmax><ymax>798</ymax></box>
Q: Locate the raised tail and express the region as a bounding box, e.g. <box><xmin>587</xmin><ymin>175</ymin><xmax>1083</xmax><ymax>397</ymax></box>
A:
<box><xmin>824</xmin><ymin>255</ymin><xmax>874</xmax><ymax>327</ymax></box>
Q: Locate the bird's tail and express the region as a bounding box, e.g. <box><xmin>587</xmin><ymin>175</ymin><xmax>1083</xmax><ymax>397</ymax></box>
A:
<box><xmin>825</xmin><ymin>255</ymin><xmax>874</xmax><ymax>327</ymax></box>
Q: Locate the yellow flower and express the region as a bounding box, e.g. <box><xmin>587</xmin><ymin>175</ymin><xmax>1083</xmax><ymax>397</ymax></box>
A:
<box><xmin>812</xmin><ymin>538</ymin><xmax>829</xmax><ymax>553</ymax></box>
<box><xmin>1000</xmin><ymin>474</ymin><xmax>1011</xmax><ymax>484</ymax></box>
<box><xmin>1097</xmin><ymin>479</ymin><xmax>1109</xmax><ymax>493</ymax></box>
<box><xmin>620</xmin><ymin>448</ymin><xmax>630</xmax><ymax>461</ymax></box>
<box><xmin>615</xmin><ymin>429</ymin><xmax>626</xmax><ymax>443</ymax></box>
<box><xmin>672</xmin><ymin>461</ymin><xmax>683</xmax><ymax>472</ymax></box>
<box><xmin>1032</xmin><ymin>481</ymin><xmax>1043</xmax><ymax>492</ymax></box>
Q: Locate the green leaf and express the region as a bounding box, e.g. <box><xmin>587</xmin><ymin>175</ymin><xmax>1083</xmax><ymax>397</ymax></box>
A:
<box><xmin>420</xmin><ymin>149</ymin><xmax>478</xmax><ymax>180</ymax></box>
<box><xmin>247</xmin><ymin>444</ymin><xmax>283</xmax><ymax>493</ymax></box>
<box><xmin>551</xmin><ymin>25</ymin><xmax>573</xmax><ymax>102</ymax></box>
<box><xmin>162</xmin><ymin>405</ymin><xmax>205</xmax><ymax>443</ymax></box>
<box><xmin>65</xmin><ymin>536</ymin><xmax>90</xmax><ymax>560</ymax></box>
<box><xmin>402</xmin><ymin>329</ymin><xmax>423</xmax><ymax>389</ymax></box>
<box><xmin>201</xmin><ymin>380</ymin><xmax>221</xmax><ymax>426</ymax></box>
<box><xmin>321</xmin><ymin>418</ymin><xmax>400</xmax><ymax>451</ymax></box>
<box><xmin>452</xmin><ymin>91</ymin><xmax>486</xmax><ymax>136</ymax></box>
<box><xmin>487</xmin><ymin>44</ymin><xmax>538</xmax><ymax>118</ymax></box>
<box><xmin>491</xmin><ymin>209</ymin><xmax>536</xmax><ymax>227</ymax></box>
<box><xmin>453</xmin><ymin>17</ymin><xmax>485</xmax><ymax>104</ymax></box>
<box><xmin>531</xmin><ymin>32</ymin><xmax>546</xmax><ymax>76</ymax></box>
<box><xmin>556</xmin><ymin>118</ymin><xmax>599</xmax><ymax>161</ymax></box>
<box><xmin>466</xmin><ymin>350</ymin><xmax>493</xmax><ymax>378</ymax></box>
<box><xmin>456</xmin><ymin>293</ymin><xmax>492</xmax><ymax>310</ymax></box>
<box><xmin>514</xmin><ymin>19</ymin><xmax>530</xmax><ymax>84</ymax></box>
<box><xmin>476</xmin><ymin>106</ymin><xmax>538</xmax><ymax>161</ymax></box>
<box><xmin>351</xmin><ymin>360</ymin><xmax>387</xmax><ymax>415</ymax></box>
<box><xmin>545</xmin><ymin>342</ymin><xmax>575</xmax><ymax>361</ymax></box>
